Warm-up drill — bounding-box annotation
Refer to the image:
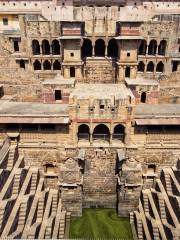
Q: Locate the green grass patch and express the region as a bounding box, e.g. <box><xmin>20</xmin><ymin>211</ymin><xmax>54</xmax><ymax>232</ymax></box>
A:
<box><xmin>69</xmin><ymin>208</ymin><xmax>133</xmax><ymax>239</ymax></box>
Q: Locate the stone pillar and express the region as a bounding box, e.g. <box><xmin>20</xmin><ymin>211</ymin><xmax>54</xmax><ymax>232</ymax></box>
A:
<box><xmin>41</xmin><ymin>60</ymin><xmax>44</xmax><ymax>70</ymax></box>
<box><xmin>105</xmin><ymin>44</ymin><xmax>108</xmax><ymax>57</ymax></box>
<box><xmin>110</xmin><ymin>123</ymin><xmax>113</xmax><ymax>145</ymax></box>
<box><xmin>117</xmin><ymin>65</ymin><xmax>125</xmax><ymax>82</ymax></box>
<box><xmin>90</xmin><ymin>126</ymin><xmax>93</xmax><ymax>145</ymax></box>
<box><xmin>155</xmin><ymin>45</ymin><xmax>158</xmax><ymax>55</ymax></box>
<box><xmin>40</xmin><ymin>45</ymin><xmax>43</xmax><ymax>55</ymax></box>
<box><xmin>146</xmin><ymin>45</ymin><xmax>149</xmax><ymax>55</ymax></box>
<box><xmin>50</xmin><ymin>44</ymin><xmax>52</xmax><ymax>55</ymax></box>
<box><xmin>145</xmin><ymin>62</ymin><xmax>147</xmax><ymax>73</ymax></box>
<box><xmin>92</xmin><ymin>45</ymin><xmax>95</xmax><ymax>57</ymax></box>
<box><xmin>76</xmin><ymin>67</ymin><xmax>82</xmax><ymax>80</ymax></box>
<box><xmin>131</xmin><ymin>66</ymin><xmax>137</xmax><ymax>79</ymax></box>
<box><xmin>124</xmin><ymin>123</ymin><xmax>131</xmax><ymax>145</ymax></box>
<box><xmin>64</xmin><ymin>67</ymin><xmax>69</xmax><ymax>79</ymax></box>
<box><xmin>51</xmin><ymin>60</ymin><xmax>53</xmax><ymax>72</ymax></box>
<box><xmin>154</xmin><ymin>62</ymin><xmax>156</xmax><ymax>74</ymax></box>
<box><xmin>178</xmin><ymin>63</ymin><xmax>180</xmax><ymax>71</ymax></box>
<box><xmin>110</xmin><ymin>133</ymin><xmax>113</xmax><ymax>145</ymax></box>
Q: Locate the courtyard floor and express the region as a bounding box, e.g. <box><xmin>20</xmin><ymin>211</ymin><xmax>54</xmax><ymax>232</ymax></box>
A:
<box><xmin>69</xmin><ymin>208</ymin><xmax>133</xmax><ymax>239</ymax></box>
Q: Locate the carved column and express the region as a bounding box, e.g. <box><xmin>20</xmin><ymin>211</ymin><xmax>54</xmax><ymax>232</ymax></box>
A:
<box><xmin>64</xmin><ymin>67</ymin><xmax>69</xmax><ymax>79</ymax></box>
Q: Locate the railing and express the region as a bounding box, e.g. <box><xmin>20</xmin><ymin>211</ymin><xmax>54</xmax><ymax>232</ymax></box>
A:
<box><xmin>146</xmin><ymin>133</ymin><xmax>180</xmax><ymax>144</ymax></box>
<box><xmin>0</xmin><ymin>137</ymin><xmax>10</xmax><ymax>164</ymax></box>
<box><xmin>112</xmin><ymin>134</ymin><xmax>124</xmax><ymax>141</ymax></box>
<box><xmin>78</xmin><ymin>133</ymin><xmax>89</xmax><ymax>141</ymax></box>
<box><xmin>93</xmin><ymin>134</ymin><xmax>110</xmax><ymax>141</ymax></box>
<box><xmin>78</xmin><ymin>133</ymin><xmax>124</xmax><ymax>142</ymax></box>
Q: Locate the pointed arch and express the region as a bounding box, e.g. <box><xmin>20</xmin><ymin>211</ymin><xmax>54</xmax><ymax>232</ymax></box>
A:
<box><xmin>52</xmin><ymin>39</ymin><xmax>60</xmax><ymax>55</ymax></box>
<box><xmin>43</xmin><ymin>60</ymin><xmax>51</xmax><ymax>70</ymax></box>
<box><xmin>138</xmin><ymin>61</ymin><xmax>145</xmax><ymax>72</ymax></box>
<box><xmin>156</xmin><ymin>61</ymin><xmax>164</xmax><ymax>72</ymax></box>
<box><xmin>81</xmin><ymin>39</ymin><xmax>92</xmax><ymax>58</ymax></box>
<box><xmin>147</xmin><ymin>61</ymin><xmax>154</xmax><ymax>72</ymax></box>
<box><xmin>32</xmin><ymin>39</ymin><xmax>40</xmax><ymax>55</ymax></box>
<box><xmin>53</xmin><ymin>60</ymin><xmax>61</xmax><ymax>70</ymax></box>
<box><xmin>148</xmin><ymin>40</ymin><xmax>157</xmax><ymax>55</ymax></box>
<box><xmin>42</xmin><ymin>39</ymin><xmax>50</xmax><ymax>55</ymax></box>
<box><xmin>107</xmin><ymin>39</ymin><xmax>118</xmax><ymax>58</ymax></box>
<box><xmin>138</xmin><ymin>40</ymin><xmax>147</xmax><ymax>55</ymax></box>
<box><xmin>158</xmin><ymin>40</ymin><xmax>167</xmax><ymax>56</ymax></box>
<box><xmin>33</xmin><ymin>60</ymin><xmax>41</xmax><ymax>70</ymax></box>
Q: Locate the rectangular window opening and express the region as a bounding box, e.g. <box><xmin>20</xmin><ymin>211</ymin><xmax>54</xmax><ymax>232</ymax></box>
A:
<box><xmin>3</xmin><ymin>18</ymin><xmax>8</xmax><ymax>25</ymax></box>
<box><xmin>13</xmin><ymin>40</ymin><xmax>19</xmax><ymax>52</ymax></box>
<box><xmin>100</xmin><ymin>104</ymin><xmax>105</xmax><ymax>110</ymax></box>
<box><xmin>55</xmin><ymin>90</ymin><xmax>62</xmax><ymax>101</ymax></box>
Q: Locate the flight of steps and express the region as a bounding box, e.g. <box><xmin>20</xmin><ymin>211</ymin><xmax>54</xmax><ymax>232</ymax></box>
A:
<box><xmin>12</xmin><ymin>174</ymin><xmax>20</xmax><ymax>195</ymax></box>
<box><xmin>19</xmin><ymin>202</ymin><xmax>27</xmax><ymax>226</ymax></box>
<box><xmin>37</xmin><ymin>199</ymin><xmax>44</xmax><ymax>221</ymax></box>
<box><xmin>84</xmin><ymin>58</ymin><xmax>116</xmax><ymax>83</ymax></box>
<box><xmin>159</xmin><ymin>197</ymin><xmax>166</xmax><ymax>220</ymax></box>
<box><xmin>58</xmin><ymin>211</ymin><xmax>66</xmax><ymax>239</ymax></box>
<box><xmin>44</xmin><ymin>226</ymin><xmax>52</xmax><ymax>239</ymax></box>
<box><xmin>137</xmin><ymin>218</ymin><xmax>144</xmax><ymax>240</ymax></box>
<box><xmin>132</xmin><ymin>165</ymin><xmax>180</xmax><ymax>240</ymax></box>
<box><xmin>7</xmin><ymin>145</ymin><xmax>16</xmax><ymax>168</ymax></box>
<box><xmin>143</xmin><ymin>193</ymin><xmax>149</xmax><ymax>215</ymax></box>
<box><xmin>0</xmin><ymin>139</ymin><xmax>68</xmax><ymax>239</ymax></box>
<box><xmin>31</xmin><ymin>173</ymin><xmax>37</xmax><ymax>192</ymax></box>
<box><xmin>0</xmin><ymin>208</ymin><xmax>4</xmax><ymax>230</ymax></box>
<box><xmin>51</xmin><ymin>194</ymin><xmax>58</xmax><ymax>216</ymax></box>
<box><xmin>164</xmin><ymin>172</ymin><xmax>172</xmax><ymax>194</ymax></box>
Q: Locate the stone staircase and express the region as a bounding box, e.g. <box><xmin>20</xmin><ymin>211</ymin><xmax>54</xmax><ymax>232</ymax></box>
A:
<box><xmin>7</xmin><ymin>145</ymin><xmax>16</xmax><ymax>168</ymax></box>
<box><xmin>0</xmin><ymin>208</ymin><xmax>4</xmax><ymax>230</ymax></box>
<box><xmin>83</xmin><ymin>58</ymin><xmax>116</xmax><ymax>83</ymax></box>
<box><xmin>12</xmin><ymin>174</ymin><xmax>20</xmax><ymax>195</ymax></box>
<box><xmin>44</xmin><ymin>226</ymin><xmax>52</xmax><ymax>239</ymax></box>
<box><xmin>19</xmin><ymin>202</ymin><xmax>27</xmax><ymax>226</ymax></box>
<box><xmin>0</xmin><ymin>140</ymin><xmax>68</xmax><ymax>239</ymax></box>
<box><xmin>159</xmin><ymin>197</ymin><xmax>166</xmax><ymax>220</ymax></box>
<box><xmin>30</xmin><ymin>172</ymin><xmax>38</xmax><ymax>192</ymax></box>
<box><xmin>83</xmin><ymin>148</ymin><xmax>117</xmax><ymax>208</ymax></box>
<box><xmin>164</xmin><ymin>171</ymin><xmax>172</xmax><ymax>194</ymax></box>
<box><xmin>143</xmin><ymin>193</ymin><xmax>149</xmax><ymax>215</ymax></box>
<box><xmin>51</xmin><ymin>194</ymin><xmax>58</xmax><ymax>216</ymax></box>
<box><xmin>37</xmin><ymin>198</ymin><xmax>44</xmax><ymax>221</ymax></box>
<box><xmin>132</xmin><ymin>165</ymin><xmax>180</xmax><ymax>240</ymax></box>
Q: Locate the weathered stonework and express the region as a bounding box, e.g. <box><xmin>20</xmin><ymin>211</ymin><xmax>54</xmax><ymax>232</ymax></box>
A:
<box><xmin>0</xmin><ymin>0</ymin><xmax>180</xmax><ymax>239</ymax></box>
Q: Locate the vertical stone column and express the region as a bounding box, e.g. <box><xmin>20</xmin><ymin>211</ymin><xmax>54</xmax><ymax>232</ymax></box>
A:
<box><xmin>76</xmin><ymin>67</ymin><xmax>82</xmax><ymax>80</ymax></box>
<box><xmin>51</xmin><ymin>60</ymin><xmax>53</xmax><ymax>72</ymax></box>
<box><xmin>117</xmin><ymin>65</ymin><xmax>125</xmax><ymax>82</ymax></box>
<box><xmin>110</xmin><ymin>123</ymin><xmax>113</xmax><ymax>145</ymax></box>
<box><xmin>145</xmin><ymin>62</ymin><xmax>147</xmax><ymax>73</ymax></box>
<box><xmin>92</xmin><ymin>45</ymin><xmax>95</xmax><ymax>57</ymax></box>
<box><xmin>41</xmin><ymin>44</ymin><xmax>43</xmax><ymax>55</ymax></box>
<box><xmin>64</xmin><ymin>67</ymin><xmax>69</xmax><ymax>79</ymax></box>
<box><xmin>154</xmin><ymin>62</ymin><xmax>156</xmax><ymax>74</ymax></box>
<box><xmin>124</xmin><ymin>123</ymin><xmax>131</xmax><ymax>145</ymax></box>
<box><xmin>90</xmin><ymin>124</ymin><xmax>93</xmax><ymax>145</ymax></box>
<box><xmin>105</xmin><ymin>44</ymin><xmax>108</xmax><ymax>57</ymax></box>
<box><xmin>41</xmin><ymin>59</ymin><xmax>44</xmax><ymax>70</ymax></box>
<box><xmin>146</xmin><ymin>45</ymin><xmax>149</xmax><ymax>55</ymax></box>
<box><xmin>131</xmin><ymin>66</ymin><xmax>137</xmax><ymax>79</ymax></box>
